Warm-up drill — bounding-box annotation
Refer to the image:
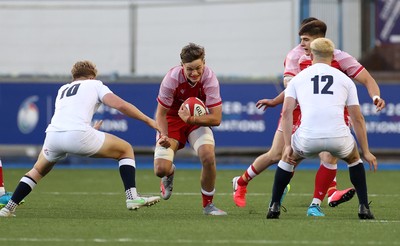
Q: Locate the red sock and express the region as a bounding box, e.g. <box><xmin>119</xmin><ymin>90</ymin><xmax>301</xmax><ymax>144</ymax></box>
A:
<box><xmin>201</xmin><ymin>190</ymin><xmax>214</xmax><ymax>207</ymax></box>
<box><xmin>313</xmin><ymin>163</ymin><xmax>336</xmax><ymax>201</ymax></box>
<box><xmin>240</xmin><ymin>165</ymin><xmax>260</xmax><ymax>186</ymax></box>
<box><xmin>0</xmin><ymin>160</ymin><xmax>5</xmax><ymax>194</ymax></box>
<box><xmin>327</xmin><ymin>178</ymin><xmax>337</xmax><ymax>197</ymax></box>
<box><xmin>237</xmin><ymin>176</ymin><xmax>247</xmax><ymax>186</ymax></box>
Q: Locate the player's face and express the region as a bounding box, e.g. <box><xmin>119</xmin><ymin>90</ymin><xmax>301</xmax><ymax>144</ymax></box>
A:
<box><xmin>182</xmin><ymin>58</ymin><xmax>204</xmax><ymax>84</ymax></box>
<box><xmin>300</xmin><ymin>34</ymin><xmax>317</xmax><ymax>55</ymax></box>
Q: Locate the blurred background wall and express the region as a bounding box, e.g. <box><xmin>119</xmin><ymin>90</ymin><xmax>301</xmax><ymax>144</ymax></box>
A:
<box><xmin>0</xmin><ymin>0</ymin><xmax>368</xmax><ymax>78</ymax></box>
<box><xmin>0</xmin><ymin>0</ymin><xmax>399</xmax><ymax>161</ymax></box>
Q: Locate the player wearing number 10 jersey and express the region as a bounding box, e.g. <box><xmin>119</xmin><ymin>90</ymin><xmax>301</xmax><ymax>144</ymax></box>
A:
<box><xmin>0</xmin><ymin>60</ymin><xmax>160</xmax><ymax>217</ymax></box>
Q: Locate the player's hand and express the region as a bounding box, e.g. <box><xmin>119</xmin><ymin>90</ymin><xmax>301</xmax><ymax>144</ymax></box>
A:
<box><xmin>373</xmin><ymin>97</ymin><xmax>385</xmax><ymax>112</ymax></box>
<box><xmin>157</xmin><ymin>134</ymin><xmax>171</xmax><ymax>148</ymax></box>
<box><xmin>363</xmin><ymin>151</ymin><xmax>378</xmax><ymax>172</ymax></box>
<box><xmin>282</xmin><ymin>145</ymin><xmax>296</xmax><ymax>165</ymax></box>
<box><xmin>256</xmin><ymin>99</ymin><xmax>276</xmax><ymax>111</ymax></box>
<box><xmin>93</xmin><ymin>120</ymin><xmax>103</xmax><ymax>130</ymax></box>
<box><xmin>178</xmin><ymin>104</ymin><xmax>191</xmax><ymax>123</ymax></box>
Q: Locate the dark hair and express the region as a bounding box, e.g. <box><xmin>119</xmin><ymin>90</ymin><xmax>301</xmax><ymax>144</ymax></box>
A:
<box><xmin>71</xmin><ymin>60</ymin><xmax>97</xmax><ymax>80</ymax></box>
<box><xmin>300</xmin><ymin>17</ymin><xmax>318</xmax><ymax>26</ymax></box>
<box><xmin>298</xmin><ymin>19</ymin><xmax>327</xmax><ymax>37</ymax></box>
<box><xmin>180</xmin><ymin>43</ymin><xmax>205</xmax><ymax>63</ymax></box>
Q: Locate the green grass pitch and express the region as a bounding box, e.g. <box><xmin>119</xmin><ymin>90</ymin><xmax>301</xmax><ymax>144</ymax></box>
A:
<box><xmin>0</xmin><ymin>167</ymin><xmax>399</xmax><ymax>245</ymax></box>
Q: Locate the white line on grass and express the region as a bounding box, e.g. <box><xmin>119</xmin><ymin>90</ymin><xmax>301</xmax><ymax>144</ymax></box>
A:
<box><xmin>41</xmin><ymin>191</ymin><xmax>399</xmax><ymax>197</ymax></box>
<box><xmin>0</xmin><ymin>238</ymin><xmax>399</xmax><ymax>245</ymax></box>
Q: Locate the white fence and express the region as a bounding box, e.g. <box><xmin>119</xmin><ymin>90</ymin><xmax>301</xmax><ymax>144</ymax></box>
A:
<box><xmin>0</xmin><ymin>0</ymin><xmax>361</xmax><ymax>78</ymax></box>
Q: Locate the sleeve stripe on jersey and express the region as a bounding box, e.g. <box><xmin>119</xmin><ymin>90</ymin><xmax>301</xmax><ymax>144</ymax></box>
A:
<box><xmin>283</xmin><ymin>72</ymin><xmax>296</xmax><ymax>77</ymax></box>
<box><xmin>350</xmin><ymin>66</ymin><xmax>365</xmax><ymax>79</ymax></box>
<box><xmin>157</xmin><ymin>98</ymin><xmax>171</xmax><ymax>109</ymax></box>
<box><xmin>207</xmin><ymin>101</ymin><xmax>222</xmax><ymax>108</ymax></box>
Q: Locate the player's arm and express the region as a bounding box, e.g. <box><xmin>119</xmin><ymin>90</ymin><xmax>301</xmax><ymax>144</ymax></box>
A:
<box><xmin>155</xmin><ymin>103</ymin><xmax>171</xmax><ymax>148</ymax></box>
<box><xmin>347</xmin><ymin>105</ymin><xmax>377</xmax><ymax>171</ymax></box>
<box><xmin>102</xmin><ymin>93</ymin><xmax>158</xmax><ymax>131</ymax></box>
<box><xmin>256</xmin><ymin>92</ymin><xmax>284</xmax><ymax>111</ymax></box>
<box><xmin>281</xmin><ymin>96</ymin><xmax>296</xmax><ymax>146</ymax></box>
<box><xmin>283</xmin><ymin>75</ymin><xmax>294</xmax><ymax>88</ymax></box>
<box><xmin>281</xmin><ymin>96</ymin><xmax>296</xmax><ymax>164</ymax></box>
<box><xmin>256</xmin><ymin>76</ymin><xmax>293</xmax><ymax>111</ymax></box>
<box><xmin>179</xmin><ymin>104</ymin><xmax>222</xmax><ymax>126</ymax></box>
<box><xmin>354</xmin><ymin>69</ymin><xmax>385</xmax><ymax>111</ymax></box>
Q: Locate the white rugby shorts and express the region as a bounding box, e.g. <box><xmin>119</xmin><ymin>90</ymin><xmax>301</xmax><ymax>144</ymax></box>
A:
<box><xmin>291</xmin><ymin>132</ymin><xmax>355</xmax><ymax>159</ymax></box>
<box><xmin>42</xmin><ymin>128</ymin><xmax>105</xmax><ymax>162</ymax></box>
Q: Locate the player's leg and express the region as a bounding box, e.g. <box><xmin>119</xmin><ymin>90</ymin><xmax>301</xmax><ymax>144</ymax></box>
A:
<box><xmin>311</xmin><ymin>152</ymin><xmax>338</xmax><ymax>205</ymax></box>
<box><xmin>267</xmin><ymin>154</ymin><xmax>303</xmax><ymax>219</ymax></box>
<box><xmin>341</xmin><ymin>138</ymin><xmax>374</xmax><ymax>219</ymax></box>
<box><xmin>0</xmin><ymin>159</ymin><xmax>5</xmax><ymax>197</ymax></box>
<box><xmin>0</xmin><ymin>160</ymin><xmax>22</xmax><ymax>208</ymax></box>
<box><xmin>93</xmin><ymin>131</ymin><xmax>160</xmax><ymax>209</ymax></box>
<box><xmin>304</xmin><ymin>151</ymin><xmax>337</xmax><ymax>216</ymax></box>
<box><xmin>189</xmin><ymin>127</ymin><xmax>226</xmax><ymax>215</ymax></box>
<box><xmin>0</xmin><ymin>151</ymin><xmax>56</xmax><ymax>217</ymax></box>
<box><xmin>232</xmin><ymin>130</ymin><xmax>285</xmax><ymax>207</ymax></box>
<box><xmin>239</xmin><ymin>130</ymin><xmax>284</xmax><ymax>184</ymax></box>
<box><xmin>316</xmin><ymin>152</ymin><xmax>355</xmax><ymax>207</ymax></box>
<box><xmin>154</xmin><ymin>139</ymin><xmax>178</xmax><ymax>200</ymax></box>
<box><xmin>0</xmin><ymin>159</ymin><xmax>10</xmax><ymax>208</ymax></box>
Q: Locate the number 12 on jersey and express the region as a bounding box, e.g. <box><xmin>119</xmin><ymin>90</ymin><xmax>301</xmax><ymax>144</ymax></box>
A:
<box><xmin>311</xmin><ymin>75</ymin><xmax>333</xmax><ymax>95</ymax></box>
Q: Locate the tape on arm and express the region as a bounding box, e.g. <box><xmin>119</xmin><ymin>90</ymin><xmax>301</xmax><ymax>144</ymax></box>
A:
<box><xmin>283</xmin><ymin>76</ymin><xmax>293</xmax><ymax>88</ymax></box>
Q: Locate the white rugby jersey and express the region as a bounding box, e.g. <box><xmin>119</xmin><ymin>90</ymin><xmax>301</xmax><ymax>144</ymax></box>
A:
<box><xmin>46</xmin><ymin>79</ymin><xmax>112</xmax><ymax>132</ymax></box>
<box><xmin>285</xmin><ymin>63</ymin><xmax>359</xmax><ymax>138</ymax></box>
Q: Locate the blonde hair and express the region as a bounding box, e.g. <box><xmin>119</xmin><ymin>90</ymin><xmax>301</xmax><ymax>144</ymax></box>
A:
<box><xmin>310</xmin><ymin>38</ymin><xmax>335</xmax><ymax>58</ymax></box>
<box><xmin>71</xmin><ymin>60</ymin><xmax>98</xmax><ymax>80</ymax></box>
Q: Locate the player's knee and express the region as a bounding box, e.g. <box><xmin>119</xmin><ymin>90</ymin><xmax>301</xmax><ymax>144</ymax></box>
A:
<box><xmin>154</xmin><ymin>147</ymin><xmax>174</xmax><ymax>176</ymax></box>
<box><xmin>111</xmin><ymin>138</ymin><xmax>134</xmax><ymax>159</ymax></box>
<box><xmin>198</xmin><ymin>149</ymin><xmax>216</xmax><ymax>167</ymax></box>
<box><xmin>154</xmin><ymin>146</ymin><xmax>174</xmax><ymax>161</ymax></box>
<box><xmin>153</xmin><ymin>164</ymin><xmax>169</xmax><ymax>177</ymax></box>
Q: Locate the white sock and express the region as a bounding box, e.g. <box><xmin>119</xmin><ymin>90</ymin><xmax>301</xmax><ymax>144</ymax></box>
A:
<box><xmin>311</xmin><ymin>198</ymin><xmax>322</xmax><ymax>206</ymax></box>
<box><xmin>126</xmin><ymin>187</ymin><xmax>138</xmax><ymax>200</ymax></box>
<box><xmin>0</xmin><ymin>187</ymin><xmax>5</xmax><ymax>196</ymax></box>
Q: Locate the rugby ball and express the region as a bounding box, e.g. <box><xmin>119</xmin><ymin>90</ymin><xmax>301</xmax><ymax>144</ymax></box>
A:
<box><xmin>183</xmin><ymin>97</ymin><xmax>207</xmax><ymax>116</ymax></box>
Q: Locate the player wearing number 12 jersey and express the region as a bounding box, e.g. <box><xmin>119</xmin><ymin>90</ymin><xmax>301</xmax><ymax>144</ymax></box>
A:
<box><xmin>232</xmin><ymin>19</ymin><xmax>385</xmax><ymax>216</ymax></box>
<box><xmin>267</xmin><ymin>37</ymin><xmax>377</xmax><ymax>219</ymax></box>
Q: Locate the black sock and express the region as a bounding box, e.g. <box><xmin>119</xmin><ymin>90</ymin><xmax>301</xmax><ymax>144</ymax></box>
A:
<box><xmin>271</xmin><ymin>166</ymin><xmax>293</xmax><ymax>205</ymax></box>
<box><xmin>349</xmin><ymin>162</ymin><xmax>369</xmax><ymax>208</ymax></box>
<box><xmin>119</xmin><ymin>164</ymin><xmax>136</xmax><ymax>190</ymax></box>
<box><xmin>11</xmin><ymin>175</ymin><xmax>36</xmax><ymax>204</ymax></box>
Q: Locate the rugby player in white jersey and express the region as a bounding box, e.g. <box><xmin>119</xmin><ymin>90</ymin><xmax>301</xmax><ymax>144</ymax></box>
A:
<box><xmin>0</xmin><ymin>60</ymin><xmax>160</xmax><ymax>217</ymax></box>
<box><xmin>232</xmin><ymin>18</ymin><xmax>385</xmax><ymax>216</ymax></box>
<box><xmin>267</xmin><ymin>37</ymin><xmax>377</xmax><ymax>220</ymax></box>
<box><xmin>154</xmin><ymin>43</ymin><xmax>227</xmax><ymax>215</ymax></box>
